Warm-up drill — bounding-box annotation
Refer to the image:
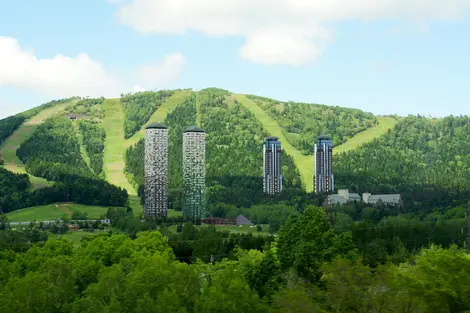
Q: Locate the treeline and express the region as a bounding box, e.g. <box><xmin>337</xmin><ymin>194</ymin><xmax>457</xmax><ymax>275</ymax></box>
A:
<box><xmin>327</xmin><ymin>201</ymin><xmax>466</xmax><ymax>266</ymax></box>
<box><xmin>0</xmin><ymin>168</ymin><xmax>127</xmax><ymax>213</ymax></box>
<box><xmin>78</xmin><ymin>120</ymin><xmax>106</xmax><ymax>175</ymax></box>
<box><xmin>2</xmin><ymin>206</ymin><xmax>466</xmax><ymax>312</ymax></box>
<box><xmin>0</xmin><ymin>98</ymin><xmax>75</xmax><ymax>147</ymax></box>
<box><xmin>0</xmin><ymin>115</ymin><xmax>25</xmax><ymax>146</ymax></box>
<box><xmin>121</xmin><ymin>90</ymin><xmax>174</xmax><ymax>138</ymax></box>
<box><xmin>64</xmin><ymin>97</ymin><xmax>105</xmax><ymax>119</ymax></box>
<box><xmin>335</xmin><ymin>115</ymin><xmax>470</xmax><ymax>209</ymax></box>
<box><xmin>247</xmin><ymin>94</ymin><xmax>378</xmax><ymax>154</ymax></box>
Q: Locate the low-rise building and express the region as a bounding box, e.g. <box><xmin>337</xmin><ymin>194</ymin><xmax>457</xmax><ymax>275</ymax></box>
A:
<box><xmin>324</xmin><ymin>189</ymin><xmax>403</xmax><ymax>208</ymax></box>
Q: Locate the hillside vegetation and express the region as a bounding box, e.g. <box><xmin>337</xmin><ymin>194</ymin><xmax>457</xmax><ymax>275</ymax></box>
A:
<box><xmin>246</xmin><ymin>94</ymin><xmax>378</xmax><ymax>155</ymax></box>
<box><xmin>335</xmin><ymin>115</ymin><xmax>470</xmax><ymax>209</ymax></box>
<box><xmin>3</xmin><ymin>87</ymin><xmax>469</xmax><ymax>217</ymax></box>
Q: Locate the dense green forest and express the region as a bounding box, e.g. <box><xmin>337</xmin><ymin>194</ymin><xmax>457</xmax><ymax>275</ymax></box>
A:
<box><xmin>121</xmin><ymin>90</ymin><xmax>174</xmax><ymax>138</ymax></box>
<box><xmin>78</xmin><ymin>120</ymin><xmax>106</xmax><ymax>175</ymax></box>
<box><xmin>17</xmin><ymin>117</ymin><xmax>93</xmax><ymax>179</ymax></box>
<box><xmin>11</xmin><ymin>117</ymin><xmax>127</xmax><ymax>208</ymax></box>
<box><xmin>246</xmin><ymin>95</ymin><xmax>378</xmax><ymax>154</ymax></box>
<box><xmin>335</xmin><ymin>115</ymin><xmax>470</xmax><ymax>210</ymax></box>
<box><xmin>1</xmin><ymin>206</ymin><xmax>468</xmax><ymax>312</ymax></box>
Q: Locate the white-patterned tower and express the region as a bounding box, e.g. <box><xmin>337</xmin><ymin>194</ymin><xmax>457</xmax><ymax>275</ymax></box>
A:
<box><xmin>182</xmin><ymin>126</ymin><xmax>206</xmax><ymax>219</ymax></box>
<box><xmin>144</xmin><ymin>122</ymin><xmax>169</xmax><ymax>218</ymax></box>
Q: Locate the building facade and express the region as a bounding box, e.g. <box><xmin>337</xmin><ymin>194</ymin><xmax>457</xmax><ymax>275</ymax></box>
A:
<box><xmin>314</xmin><ymin>135</ymin><xmax>334</xmax><ymax>194</ymax></box>
<box><xmin>144</xmin><ymin>122</ymin><xmax>169</xmax><ymax>218</ymax></box>
<box><xmin>263</xmin><ymin>136</ymin><xmax>282</xmax><ymax>194</ymax></box>
<box><xmin>182</xmin><ymin>126</ymin><xmax>207</xmax><ymax>219</ymax></box>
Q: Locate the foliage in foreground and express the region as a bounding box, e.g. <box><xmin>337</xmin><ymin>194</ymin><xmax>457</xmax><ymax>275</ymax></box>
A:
<box><xmin>1</xmin><ymin>206</ymin><xmax>470</xmax><ymax>312</ymax></box>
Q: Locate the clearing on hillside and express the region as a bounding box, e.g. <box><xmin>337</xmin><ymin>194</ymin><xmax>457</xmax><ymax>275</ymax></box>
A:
<box><xmin>0</xmin><ymin>101</ymin><xmax>74</xmax><ymax>188</ymax></box>
<box><xmin>102</xmin><ymin>99</ymin><xmax>137</xmax><ymax>194</ymax></box>
<box><xmin>334</xmin><ymin>116</ymin><xmax>398</xmax><ymax>154</ymax></box>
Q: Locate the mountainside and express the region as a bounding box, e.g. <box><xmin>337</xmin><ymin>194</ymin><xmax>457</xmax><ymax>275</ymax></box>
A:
<box><xmin>6</xmin><ymin>87</ymin><xmax>470</xmax><ymax>214</ymax></box>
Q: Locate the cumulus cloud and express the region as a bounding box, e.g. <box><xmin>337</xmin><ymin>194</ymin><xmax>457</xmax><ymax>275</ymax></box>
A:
<box><xmin>138</xmin><ymin>52</ymin><xmax>186</xmax><ymax>88</ymax></box>
<box><xmin>113</xmin><ymin>0</ymin><xmax>470</xmax><ymax>66</ymax></box>
<box><xmin>0</xmin><ymin>36</ymin><xmax>186</xmax><ymax>98</ymax></box>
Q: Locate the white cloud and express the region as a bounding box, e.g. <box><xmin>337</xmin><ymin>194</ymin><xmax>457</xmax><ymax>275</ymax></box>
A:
<box><xmin>0</xmin><ymin>36</ymin><xmax>186</xmax><ymax>98</ymax></box>
<box><xmin>113</xmin><ymin>0</ymin><xmax>470</xmax><ymax>65</ymax></box>
<box><xmin>138</xmin><ymin>52</ymin><xmax>186</xmax><ymax>88</ymax></box>
<box><xmin>132</xmin><ymin>85</ymin><xmax>147</xmax><ymax>92</ymax></box>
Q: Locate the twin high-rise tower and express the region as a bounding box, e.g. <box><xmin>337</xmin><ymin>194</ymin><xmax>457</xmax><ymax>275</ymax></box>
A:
<box><xmin>144</xmin><ymin>124</ymin><xmax>206</xmax><ymax>219</ymax></box>
<box><xmin>262</xmin><ymin>134</ymin><xmax>334</xmax><ymax>195</ymax></box>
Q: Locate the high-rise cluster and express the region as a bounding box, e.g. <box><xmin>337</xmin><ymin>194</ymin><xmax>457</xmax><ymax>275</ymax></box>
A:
<box><xmin>263</xmin><ymin>136</ymin><xmax>282</xmax><ymax>194</ymax></box>
<box><xmin>144</xmin><ymin>123</ymin><xmax>169</xmax><ymax>219</ymax></box>
<box><xmin>314</xmin><ymin>135</ymin><xmax>334</xmax><ymax>194</ymax></box>
<box><xmin>182</xmin><ymin>126</ymin><xmax>207</xmax><ymax>219</ymax></box>
<box><xmin>144</xmin><ymin>124</ymin><xmax>206</xmax><ymax>219</ymax></box>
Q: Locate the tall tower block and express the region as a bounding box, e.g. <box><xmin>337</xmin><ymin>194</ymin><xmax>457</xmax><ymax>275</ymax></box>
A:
<box><xmin>182</xmin><ymin>126</ymin><xmax>206</xmax><ymax>219</ymax></box>
<box><xmin>263</xmin><ymin>136</ymin><xmax>282</xmax><ymax>194</ymax></box>
<box><xmin>314</xmin><ymin>135</ymin><xmax>334</xmax><ymax>194</ymax></box>
<box><xmin>144</xmin><ymin>122</ymin><xmax>169</xmax><ymax>218</ymax></box>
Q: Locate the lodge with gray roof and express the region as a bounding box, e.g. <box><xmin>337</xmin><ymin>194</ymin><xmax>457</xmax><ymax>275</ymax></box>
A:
<box><xmin>324</xmin><ymin>189</ymin><xmax>403</xmax><ymax>208</ymax></box>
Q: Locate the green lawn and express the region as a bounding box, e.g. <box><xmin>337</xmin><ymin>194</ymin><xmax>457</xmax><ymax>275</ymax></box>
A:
<box><xmin>102</xmin><ymin>98</ymin><xmax>137</xmax><ymax>194</ymax></box>
<box><xmin>233</xmin><ymin>94</ymin><xmax>314</xmax><ymax>192</ymax></box>
<box><xmin>0</xmin><ymin>101</ymin><xmax>74</xmax><ymax>189</ymax></box>
<box><xmin>48</xmin><ymin>230</ymin><xmax>108</xmax><ymax>245</ymax></box>
<box><xmin>334</xmin><ymin>116</ymin><xmax>398</xmax><ymax>154</ymax></box>
<box><xmin>6</xmin><ymin>203</ymin><xmax>121</xmax><ymax>222</ymax></box>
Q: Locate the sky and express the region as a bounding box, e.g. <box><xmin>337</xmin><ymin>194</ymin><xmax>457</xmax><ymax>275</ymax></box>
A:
<box><xmin>1</xmin><ymin>0</ymin><xmax>470</xmax><ymax>119</ymax></box>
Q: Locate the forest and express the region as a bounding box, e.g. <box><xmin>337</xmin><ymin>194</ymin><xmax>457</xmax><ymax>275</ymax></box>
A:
<box><xmin>1</xmin><ymin>206</ymin><xmax>468</xmax><ymax>313</ymax></box>
<box><xmin>334</xmin><ymin>115</ymin><xmax>470</xmax><ymax>210</ymax></box>
<box><xmin>246</xmin><ymin>94</ymin><xmax>378</xmax><ymax>154</ymax></box>
<box><xmin>78</xmin><ymin>120</ymin><xmax>106</xmax><ymax>175</ymax></box>
<box><xmin>121</xmin><ymin>90</ymin><xmax>174</xmax><ymax>138</ymax></box>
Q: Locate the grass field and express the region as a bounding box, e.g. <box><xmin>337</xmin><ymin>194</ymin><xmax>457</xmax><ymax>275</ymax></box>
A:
<box><xmin>48</xmin><ymin>231</ymin><xmax>106</xmax><ymax>245</ymax></box>
<box><xmin>6</xmin><ymin>203</ymin><xmax>119</xmax><ymax>222</ymax></box>
<box><xmin>102</xmin><ymin>98</ymin><xmax>137</xmax><ymax>194</ymax></box>
<box><xmin>125</xmin><ymin>91</ymin><xmax>191</xmax><ymax>149</ymax></box>
<box><xmin>234</xmin><ymin>94</ymin><xmax>314</xmax><ymax>192</ymax></box>
<box><xmin>334</xmin><ymin>116</ymin><xmax>398</xmax><ymax>154</ymax></box>
<box><xmin>0</xmin><ymin>101</ymin><xmax>74</xmax><ymax>188</ymax></box>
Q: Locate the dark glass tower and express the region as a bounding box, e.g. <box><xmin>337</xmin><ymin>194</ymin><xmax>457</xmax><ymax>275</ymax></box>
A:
<box><xmin>314</xmin><ymin>135</ymin><xmax>334</xmax><ymax>194</ymax></box>
<box><xmin>263</xmin><ymin>136</ymin><xmax>282</xmax><ymax>194</ymax></box>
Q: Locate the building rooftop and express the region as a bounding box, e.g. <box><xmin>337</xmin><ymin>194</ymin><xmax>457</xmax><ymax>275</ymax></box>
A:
<box><xmin>146</xmin><ymin>122</ymin><xmax>167</xmax><ymax>129</ymax></box>
<box><xmin>183</xmin><ymin>125</ymin><xmax>205</xmax><ymax>133</ymax></box>
<box><xmin>317</xmin><ymin>135</ymin><xmax>331</xmax><ymax>140</ymax></box>
<box><xmin>265</xmin><ymin>136</ymin><xmax>279</xmax><ymax>141</ymax></box>
<box><xmin>368</xmin><ymin>194</ymin><xmax>402</xmax><ymax>204</ymax></box>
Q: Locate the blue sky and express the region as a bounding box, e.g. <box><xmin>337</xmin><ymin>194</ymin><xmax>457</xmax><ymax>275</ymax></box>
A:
<box><xmin>1</xmin><ymin>0</ymin><xmax>469</xmax><ymax>118</ymax></box>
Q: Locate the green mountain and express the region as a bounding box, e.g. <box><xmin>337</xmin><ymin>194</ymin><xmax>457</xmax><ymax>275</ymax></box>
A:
<box><xmin>3</xmin><ymin>87</ymin><xmax>470</xmax><ymax>214</ymax></box>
